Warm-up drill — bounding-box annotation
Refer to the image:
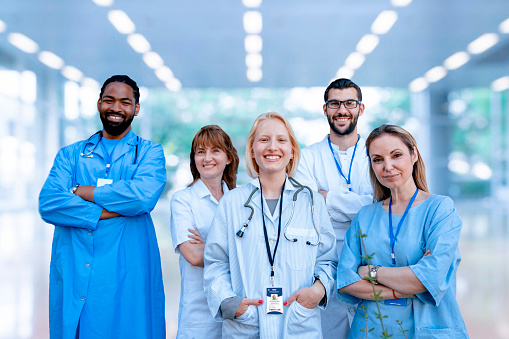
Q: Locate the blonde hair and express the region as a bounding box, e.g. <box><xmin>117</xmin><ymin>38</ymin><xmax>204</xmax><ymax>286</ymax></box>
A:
<box><xmin>366</xmin><ymin>124</ymin><xmax>429</xmax><ymax>203</ymax></box>
<box><xmin>245</xmin><ymin>112</ymin><xmax>300</xmax><ymax>178</ymax></box>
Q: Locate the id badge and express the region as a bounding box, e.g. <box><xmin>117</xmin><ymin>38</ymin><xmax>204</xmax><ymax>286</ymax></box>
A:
<box><xmin>384</xmin><ymin>298</ymin><xmax>407</xmax><ymax>306</ymax></box>
<box><xmin>266</xmin><ymin>287</ymin><xmax>283</xmax><ymax>315</ymax></box>
<box><xmin>97</xmin><ymin>178</ymin><xmax>113</xmax><ymax>187</ymax></box>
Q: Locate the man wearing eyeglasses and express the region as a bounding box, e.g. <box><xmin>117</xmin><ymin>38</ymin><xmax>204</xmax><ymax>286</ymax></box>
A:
<box><xmin>295</xmin><ymin>78</ymin><xmax>373</xmax><ymax>338</ymax></box>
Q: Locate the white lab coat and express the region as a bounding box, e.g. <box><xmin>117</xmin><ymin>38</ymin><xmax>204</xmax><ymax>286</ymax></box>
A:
<box><xmin>170</xmin><ymin>179</ymin><xmax>228</xmax><ymax>338</ymax></box>
<box><xmin>295</xmin><ymin>135</ymin><xmax>373</xmax><ymax>339</ymax></box>
<box><xmin>204</xmin><ymin>177</ymin><xmax>337</xmax><ymax>339</ymax></box>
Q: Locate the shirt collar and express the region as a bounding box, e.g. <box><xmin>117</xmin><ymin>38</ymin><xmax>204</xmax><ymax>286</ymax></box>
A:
<box><xmin>193</xmin><ymin>179</ymin><xmax>229</xmax><ymax>201</ymax></box>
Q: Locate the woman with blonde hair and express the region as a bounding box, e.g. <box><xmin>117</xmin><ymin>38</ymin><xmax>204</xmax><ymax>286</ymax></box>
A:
<box><xmin>204</xmin><ymin>112</ymin><xmax>337</xmax><ymax>338</ymax></box>
<box><xmin>337</xmin><ymin>124</ymin><xmax>469</xmax><ymax>338</ymax></box>
<box><xmin>170</xmin><ymin>125</ymin><xmax>239</xmax><ymax>338</ymax></box>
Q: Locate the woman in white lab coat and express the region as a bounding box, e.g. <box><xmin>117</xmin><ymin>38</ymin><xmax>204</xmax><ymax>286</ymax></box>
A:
<box><xmin>204</xmin><ymin>112</ymin><xmax>337</xmax><ymax>338</ymax></box>
<box><xmin>170</xmin><ymin>125</ymin><xmax>239</xmax><ymax>339</ymax></box>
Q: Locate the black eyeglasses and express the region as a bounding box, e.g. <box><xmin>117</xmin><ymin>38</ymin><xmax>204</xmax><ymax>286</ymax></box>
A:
<box><xmin>325</xmin><ymin>99</ymin><xmax>361</xmax><ymax>109</ymax></box>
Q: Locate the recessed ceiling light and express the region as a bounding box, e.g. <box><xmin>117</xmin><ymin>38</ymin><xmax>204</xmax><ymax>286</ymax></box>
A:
<box><xmin>345</xmin><ymin>52</ymin><xmax>365</xmax><ymax>70</ymax></box>
<box><xmin>356</xmin><ymin>34</ymin><xmax>380</xmax><ymax>54</ymax></box>
<box><xmin>491</xmin><ymin>76</ymin><xmax>509</xmax><ymax>92</ymax></box>
<box><xmin>336</xmin><ymin>66</ymin><xmax>354</xmax><ymax>79</ymax></box>
<box><xmin>0</xmin><ymin>20</ymin><xmax>6</xmax><ymax>33</ymax></box>
<box><xmin>371</xmin><ymin>11</ymin><xmax>398</xmax><ymax>35</ymax></box>
<box><xmin>243</xmin><ymin>0</ymin><xmax>262</xmax><ymax>8</ymax></box>
<box><xmin>443</xmin><ymin>51</ymin><xmax>470</xmax><ymax>70</ymax></box>
<box><xmin>245</xmin><ymin>53</ymin><xmax>263</xmax><ymax>68</ymax></box>
<box><xmin>467</xmin><ymin>33</ymin><xmax>499</xmax><ymax>54</ymax></box>
<box><xmin>8</xmin><ymin>32</ymin><xmax>39</xmax><ymax>54</ymax></box>
<box><xmin>409</xmin><ymin>77</ymin><xmax>429</xmax><ymax>92</ymax></box>
<box><xmin>499</xmin><ymin>17</ymin><xmax>509</xmax><ymax>33</ymax></box>
<box><xmin>108</xmin><ymin>10</ymin><xmax>136</xmax><ymax>35</ymax></box>
<box><xmin>127</xmin><ymin>34</ymin><xmax>151</xmax><ymax>54</ymax></box>
<box><xmin>143</xmin><ymin>52</ymin><xmax>164</xmax><ymax>69</ymax></box>
<box><xmin>247</xmin><ymin>68</ymin><xmax>262</xmax><ymax>82</ymax></box>
<box><xmin>243</xmin><ymin>11</ymin><xmax>262</xmax><ymax>34</ymax></box>
<box><xmin>92</xmin><ymin>0</ymin><xmax>114</xmax><ymax>6</ymax></box>
<box><xmin>165</xmin><ymin>78</ymin><xmax>182</xmax><ymax>92</ymax></box>
<box><xmin>425</xmin><ymin>66</ymin><xmax>447</xmax><ymax>83</ymax></box>
<box><xmin>155</xmin><ymin>66</ymin><xmax>174</xmax><ymax>82</ymax></box>
<box><xmin>62</xmin><ymin>66</ymin><xmax>84</xmax><ymax>82</ymax></box>
<box><xmin>391</xmin><ymin>0</ymin><xmax>412</xmax><ymax>7</ymax></box>
<box><xmin>245</xmin><ymin>35</ymin><xmax>263</xmax><ymax>53</ymax></box>
<box><xmin>38</xmin><ymin>51</ymin><xmax>65</xmax><ymax>69</ymax></box>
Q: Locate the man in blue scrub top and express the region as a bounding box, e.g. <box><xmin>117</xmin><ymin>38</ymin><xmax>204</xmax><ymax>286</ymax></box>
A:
<box><xmin>295</xmin><ymin>78</ymin><xmax>373</xmax><ymax>339</ymax></box>
<box><xmin>39</xmin><ymin>75</ymin><xmax>167</xmax><ymax>338</ymax></box>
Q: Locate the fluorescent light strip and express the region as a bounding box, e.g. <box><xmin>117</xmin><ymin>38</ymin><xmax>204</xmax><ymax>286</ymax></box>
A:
<box><xmin>243</xmin><ymin>11</ymin><xmax>262</xmax><ymax>34</ymax></box>
<box><xmin>108</xmin><ymin>10</ymin><xmax>136</xmax><ymax>35</ymax></box>
<box><xmin>62</xmin><ymin>65</ymin><xmax>84</xmax><ymax>82</ymax></box>
<box><xmin>243</xmin><ymin>0</ymin><xmax>262</xmax><ymax>8</ymax></box>
<box><xmin>8</xmin><ymin>32</ymin><xmax>39</xmax><ymax>54</ymax></box>
<box><xmin>336</xmin><ymin>66</ymin><xmax>355</xmax><ymax>79</ymax></box>
<box><xmin>391</xmin><ymin>0</ymin><xmax>412</xmax><ymax>7</ymax></box>
<box><xmin>409</xmin><ymin>77</ymin><xmax>428</xmax><ymax>92</ymax></box>
<box><xmin>38</xmin><ymin>51</ymin><xmax>65</xmax><ymax>70</ymax></box>
<box><xmin>467</xmin><ymin>33</ymin><xmax>499</xmax><ymax>54</ymax></box>
<box><xmin>127</xmin><ymin>33</ymin><xmax>151</xmax><ymax>54</ymax></box>
<box><xmin>345</xmin><ymin>52</ymin><xmax>365</xmax><ymax>70</ymax></box>
<box><xmin>500</xmin><ymin>17</ymin><xmax>509</xmax><ymax>33</ymax></box>
<box><xmin>443</xmin><ymin>51</ymin><xmax>470</xmax><ymax>70</ymax></box>
<box><xmin>243</xmin><ymin>3</ymin><xmax>263</xmax><ymax>83</ymax></box>
<box><xmin>424</xmin><ymin>66</ymin><xmax>447</xmax><ymax>83</ymax></box>
<box><xmin>92</xmin><ymin>0</ymin><xmax>114</xmax><ymax>6</ymax></box>
<box><xmin>143</xmin><ymin>52</ymin><xmax>164</xmax><ymax>69</ymax></box>
<box><xmin>155</xmin><ymin>66</ymin><xmax>174</xmax><ymax>82</ymax></box>
<box><xmin>0</xmin><ymin>20</ymin><xmax>6</xmax><ymax>33</ymax></box>
<box><xmin>371</xmin><ymin>10</ymin><xmax>398</xmax><ymax>35</ymax></box>
<box><xmin>491</xmin><ymin>76</ymin><xmax>509</xmax><ymax>92</ymax></box>
<box><xmin>356</xmin><ymin>34</ymin><xmax>379</xmax><ymax>54</ymax></box>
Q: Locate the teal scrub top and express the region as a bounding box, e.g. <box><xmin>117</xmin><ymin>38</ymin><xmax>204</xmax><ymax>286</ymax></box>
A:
<box><xmin>337</xmin><ymin>195</ymin><xmax>469</xmax><ymax>339</ymax></box>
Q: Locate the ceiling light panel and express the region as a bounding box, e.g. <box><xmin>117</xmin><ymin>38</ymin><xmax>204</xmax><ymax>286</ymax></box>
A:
<box><xmin>8</xmin><ymin>33</ymin><xmax>39</xmax><ymax>54</ymax></box>
<box><xmin>491</xmin><ymin>76</ymin><xmax>509</xmax><ymax>91</ymax></box>
<box><xmin>243</xmin><ymin>11</ymin><xmax>262</xmax><ymax>34</ymax></box>
<box><xmin>424</xmin><ymin>66</ymin><xmax>447</xmax><ymax>83</ymax></box>
<box><xmin>409</xmin><ymin>77</ymin><xmax>429</xmax><ymax>92</ymax></box>
<box><xmin>108</xmin><ymin>10</ymin><xmax>136</xmax><ymax>35</ymax></box>
<box><xmin>243</xmin><ymin>0</ymin><xmax>262</xmax><ymax>8</ymax></box>
<box><xmin>467</xmin><ymin>33</ymin><xmax>499</xmax><ymax>54</ymax></box>
<box><xmin>0</xmin><ymin>20</ymin><xmax>6</xmax><ymax>33</ymax></box>
<box><xmin>38</xmin><ymin>51</ymin><xmax>65</xmax><ymax>70</ymax></box>
<box><xmin>62</xmin><ymin>66</ymin><xmax>84</xmax><ymax>82</ymax></box>
<box><xmin>499</xmin><ymin>17</ymin><xmax>509</xmax><ymax>33</ymax></box>
<box><xmin>127</xmin><ymin>34</ymin><xmax>151</xmax><ymax>54</ymax></box>
<box><xmin>92</xmin><ymin>0</ymin><xmax>114</xmax><ymax>6</ymax></box>
<box><xmin>443</xmin><ymin>51</ymin><xmax>470</xmax><ymax>70</ymax></box>
<box><xmin>356</xmin><ymin>34</ymin><xmax>380</xmax><ymax>54</ymax></box>
<box><xmin>391</xmin><ymin>0</ymin><xmax>412</xmax><ymax>7</ymax></box>
<box><xmin>371</xmin><ymin>10</ymin><xmax>398</xmax><ymax>35</ymax></box>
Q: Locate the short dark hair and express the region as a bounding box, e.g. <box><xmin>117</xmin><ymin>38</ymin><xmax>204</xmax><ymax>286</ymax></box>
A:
<box><xmin>324</xmin><ymin>78</ymin><xmax>362</xmax><ymax>102</ymax></box>
<box><xmin>100</xmin><ymin>75</ymin><xmax>140</xmax><ymax>104</ymax></box>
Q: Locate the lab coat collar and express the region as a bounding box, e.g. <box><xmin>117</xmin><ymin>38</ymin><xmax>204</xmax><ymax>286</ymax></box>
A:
<box><xmin>193</xmin><ymin>179</ymin><xmax>229</xmax><ymax>204</ymax></box>
<box><xmin>248</xmin><ymin>175</ymin><xmax>298</xmax><ymax>222</ymax></box>
<box><xmin>323</xmin><ymin>134</ymin><xmax>366</xmax><ymax>156</ymax></box>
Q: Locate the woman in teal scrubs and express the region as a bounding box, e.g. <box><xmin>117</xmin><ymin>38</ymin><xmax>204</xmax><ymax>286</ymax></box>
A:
<box><xmin>337</xmin><ymin>124</ymin><xmax>469</xmax><ymax>338</ymax></box>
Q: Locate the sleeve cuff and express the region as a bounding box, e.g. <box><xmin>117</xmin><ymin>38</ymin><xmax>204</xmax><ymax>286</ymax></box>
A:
<box><xmin>220</xmin><ymin>296</ymin><xmax>243</xmax><ymax>320</ymax></box>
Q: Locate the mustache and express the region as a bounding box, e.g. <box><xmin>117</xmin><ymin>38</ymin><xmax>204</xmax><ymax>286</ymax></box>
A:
<box><xmin>105</xmin><ymin>111</ymin><xmax>126</xmax><ymax>118</ymax></box>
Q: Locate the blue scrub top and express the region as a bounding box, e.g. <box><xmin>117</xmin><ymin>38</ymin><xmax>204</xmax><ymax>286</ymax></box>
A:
<box><xmin>39</xmin><ymin>130</ymin><xmax>167</xmax><ymax>338</ymax></box>
<box><xmin>337</xmin><ymin>195</ymin><xmax>469</xmax><ymax>339</ymax></box>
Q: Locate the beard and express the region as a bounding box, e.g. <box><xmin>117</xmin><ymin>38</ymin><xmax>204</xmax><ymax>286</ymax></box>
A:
<box><xmin>328</xmin><ymin>112</ymin><xmax>359</xmax><ymax>136</ymax></box>
<box><xmin>100</xmin><ymin>112</ymin><xmax>135</xmax><ymax>136</ymax></box>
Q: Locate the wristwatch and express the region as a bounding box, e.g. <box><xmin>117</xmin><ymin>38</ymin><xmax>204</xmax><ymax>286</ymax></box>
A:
<box><xmin>369</xmin><ymin>265</ymin><xmax>380</xmax><ymax>284</ymax></box>
<box><xmin>69</xmin><ymin>184</ymin><xmax>80</xmax><ymax>194</ymax></box>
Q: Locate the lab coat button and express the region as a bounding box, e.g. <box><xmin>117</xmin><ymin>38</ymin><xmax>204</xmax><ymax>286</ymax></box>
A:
<box><xmin>86</xmin><ymin>264</ymin><xmax>90</xmax><ymax>267</ymax></box>
<box><xmin>81</xmin><ymin>297</ymin><xmax>86</xmax><ymax>301</ymax></box>
<box><xmin>349</xmin><ymin>307</ymin><xmax>355</xmax><ymax>314</ymax></box>
<box><xmin>269</xmin><ymin>240</ymin><xmax>274</xmax><ymax>245</ymax></box>
<box><xmin>88</xmin><ymin>232</ymin><xmax>93</xmax><ymax>236</ymax></box>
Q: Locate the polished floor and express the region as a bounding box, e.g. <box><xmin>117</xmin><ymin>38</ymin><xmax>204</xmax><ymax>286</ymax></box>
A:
<box><xmin>0</xmin><ymin>198</ymin><xmax>507</xmax><ymax>339</ymax></box>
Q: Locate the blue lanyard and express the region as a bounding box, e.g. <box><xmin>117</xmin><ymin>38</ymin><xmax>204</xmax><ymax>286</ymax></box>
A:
<box><xmin>327</xmin><ymin>135</ymin><xmax>359</xmax><ymax>191</ymax></box>
<box><xmin>99</xmin><ymin>139</ymin><xmax>118</xmax><ymax>178</ymax></box>
<box><xmin>388</xmin><ymin>188</ymin><xmax>419</xmax><ymax>265</ymax></box>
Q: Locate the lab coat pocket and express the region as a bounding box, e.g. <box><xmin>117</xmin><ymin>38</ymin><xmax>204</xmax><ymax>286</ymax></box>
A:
<box><xmin>124</xmin><ymin>164</ymin><xmax>138</xmax><ymax>180</ymax></box>
<box><xmin>284</xmin><ymin>301</ymin><xmax>321</xmax><ymax>338</ymax></box>
<box><xmin>286</xmin><ymin>227</ymin><xmax>317</xmax><ymax>270</ymax></box>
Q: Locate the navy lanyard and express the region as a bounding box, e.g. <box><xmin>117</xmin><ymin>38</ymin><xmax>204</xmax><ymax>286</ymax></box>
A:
<box><xmin>260</xmin><ymin>181</ymin><xmax>285</xmax><ymax>284</ymax></box>
<box><xmin>388</xmin><ymin>188</ymin><xmax>419</xmax><ymax>264</ymax></box>
<box><xmin>99</xmin><ymin>139</ymin><xmax>118</xmax><ymax>178</ymax></box>
<box><xmin>327</xmin><ymin>135</ymin><xmax>359</xmax><ymax>191</ymax></box>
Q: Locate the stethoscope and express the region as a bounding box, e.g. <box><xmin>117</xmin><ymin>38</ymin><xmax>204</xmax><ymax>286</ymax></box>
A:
<box><xmin>236</xmin><ymin>177</ymin><xmax>320</xmax><ymax>246</ymax></box>
<box><xmin>80</xmin><ymin>131</ymin><xmax>139</xmax><ymax>165</ymax></box>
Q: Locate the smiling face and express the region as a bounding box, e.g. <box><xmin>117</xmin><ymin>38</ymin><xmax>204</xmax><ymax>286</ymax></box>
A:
<box><xmin>323</xmin><ymin>87</ymin><xmax>364</xmax><ymax>137</ymax></box>
<box><xmin>97</xmin><ymin>82</ymin><xmax>140</xmax><ymax>139</ymax></box>
<box><xmin>251</xmin><ymin>118</ymin><xmax>294</xmax><ymax>178</ymax></box>
<box><xmin>368</xmin><ymin>134</ymin><xmax>418</xmax><ymax>190</ymax></box>
<box><xmin>194</xmin><ymin>144</ymin><xmax>230</xmax><ymax>182</ymax></box>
